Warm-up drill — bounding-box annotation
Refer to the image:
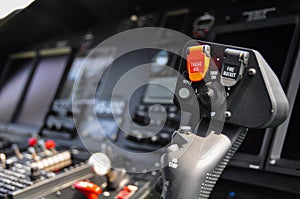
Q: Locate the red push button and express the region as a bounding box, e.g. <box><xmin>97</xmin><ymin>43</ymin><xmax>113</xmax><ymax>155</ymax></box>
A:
<box><xmin>28</xmin><ymin>137</ymin><xmax>38</xmax><ymax>147</ymax></box>
<box><xmin>45</xmin><ymin>140</ymin><xmax>56</xmax><ymax>150</ymax></box>
<box><xmin>187</xmin><ymin>45</ymin><xmax>210</xmax><ymax>82</ymax></box>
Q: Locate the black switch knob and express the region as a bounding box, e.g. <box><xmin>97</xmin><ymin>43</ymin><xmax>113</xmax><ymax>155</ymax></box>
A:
<box><xmin>106</xmin><ymin>168</ymin><xmax>127</xmax><ymax>190</ymax></box>
<box><xmin>133</xmin><ymin>111</ymin><xmax>150</xmax><ymax>125</ymax></box>
<box><xmin>0</xmin><ymin>140</ymin><xmax>11</xmax><ymax>150</ymax></box>
<box><xmin>166</xmin><ymin>113</ymin><xmax>180</xmax><ymax>127</ymax></box>
<box><xmin>155</xmin><ymin>176</ymin><xmax>163</xmax><ymax>193</ymax></box>
<box><xmin>159</xmin><ymin>133</ymin><xmax>172</xmax><ymax>145</ymax></box>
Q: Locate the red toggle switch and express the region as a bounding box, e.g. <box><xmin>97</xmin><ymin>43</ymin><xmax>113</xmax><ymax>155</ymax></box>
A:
<box><xmin>115</xmin><ymin>185</ymin><xmax>137</xmax><ymax>199</ymax></box>
<box><xmin>28</xmin><ymin>137</ymin><xmax>38</xmax><ymax>147</ymax></box>
<box><xmin>74</xmin><ymin>181</ymin><xmax>102</xmax><ymax>199</ymax></box>
<box><xmin>45</xmin><ymin>140</ymin><xmax>56</xmax><ymax>150</ymax></box>
<box><xmin>187</xmin><ymin>45</ymin><xmax>210</xmax><ymax>82</ymax></box>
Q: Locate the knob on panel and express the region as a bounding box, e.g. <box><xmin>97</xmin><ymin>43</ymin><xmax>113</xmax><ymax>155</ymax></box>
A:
<box><xmin>88</xmin><ymin>152</ymin><xmax>111</xmax><ymax>176</ymax></box>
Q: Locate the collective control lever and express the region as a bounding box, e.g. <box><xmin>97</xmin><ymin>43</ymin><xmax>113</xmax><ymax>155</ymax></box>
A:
<box><xmin>160</xmin><ymin>127</ymin><xmax>246</xmax><ymax>199</ymax></box>
<box><xmin>160</xmin><ymin>41</ymin><xmax>289</xmax><ymax>199</ymax></box>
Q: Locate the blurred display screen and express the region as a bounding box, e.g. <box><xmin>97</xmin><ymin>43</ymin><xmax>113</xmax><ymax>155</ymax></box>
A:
<box><xmin>163</xmin><ymin>12</ymin><xmax>188</xmax><ymax>32</ymax></box>
<box><xmin>143</xmin><ymin>77</ymin><xmax>176</xmax><ymax>104</ymax></box>
<box><xmin>15</xmin><ymin>55</ymin><xmax>68</xmax><ymax>126</ymax></box>
<box><xmin>214</xmin><ymin>23</ymin><xmax>296</xmax><ymax>156</ymax></box>
<box><xmin>215</xmin><ymin>24</ymin><xmax>296</xmax><ymax>82</ymax></box>
<box><xmin>0</xmin><ymin>58</ymin><xmax>35</xmax><ymax>122</ymax></box>
<box><xmin>143</xmin><ymin>50</ymin><xmax>177</xmax><ymax>104</ymax></box>
<box><xmin>59</xmin><ymin>56</ymin><xmax>84</xmax><ymax>99</ymax></box>
<box><xmin>281</xmin><ymin>89</ymin><xmax>300</xmax><ymax>161</ymax></box>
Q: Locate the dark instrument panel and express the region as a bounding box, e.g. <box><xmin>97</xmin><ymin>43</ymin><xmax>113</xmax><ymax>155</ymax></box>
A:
<box><xmin>0</xmin><ymin>0</ymin><xmax>300</xmax><ymax>198</ymax></box>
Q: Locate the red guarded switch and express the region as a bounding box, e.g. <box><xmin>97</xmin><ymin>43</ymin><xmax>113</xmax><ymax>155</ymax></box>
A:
<box><xmin>28</xmin><ymin>137</ymin><xmax>38</xmax><ymax>147</ymax></box>
<box><xmin>74</xmin><ymin>181</ymin><xmax>102</xmax><ymax>199</ymax></box>
<box><xmin>186</xmin><ymin>45</ymin><xmax>210</xmax><ymax>82</ymax></box>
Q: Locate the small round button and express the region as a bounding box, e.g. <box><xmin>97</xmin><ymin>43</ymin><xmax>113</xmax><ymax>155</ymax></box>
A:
<box><xmin>178</xmin><ymin>87</ymin><xmax>190</xmax><ymax>99</ymax></box>
<box><xmin>45</xmin><ymin>140</ymin><xmax>56</xmax><ymax>150</ymax></box>
<box><xmin>28</xmin><ymin>138</ymin><xmax>37</xmax><ymax>147</ymax></box>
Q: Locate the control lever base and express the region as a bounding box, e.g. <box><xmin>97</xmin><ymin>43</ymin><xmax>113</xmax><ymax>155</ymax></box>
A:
<box><xmin>160</xmin><ymin>126</ymin><xmax>247</xmax><ymax>199</ymax></box>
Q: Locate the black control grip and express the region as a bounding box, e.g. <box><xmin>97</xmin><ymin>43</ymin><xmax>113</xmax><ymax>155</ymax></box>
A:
<box><xmin>160</xmin><ymin>127</ymin><xmax>246</xmax><ymax>199</ymax></box>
